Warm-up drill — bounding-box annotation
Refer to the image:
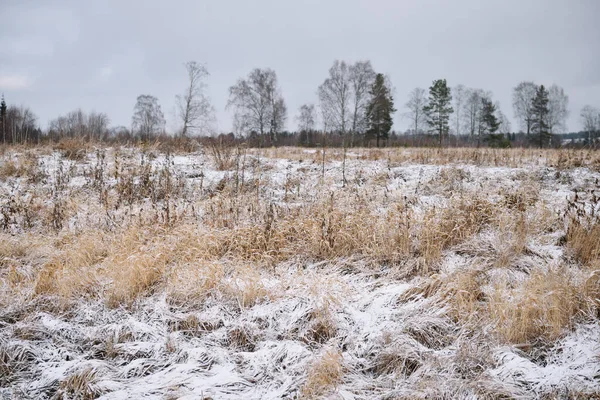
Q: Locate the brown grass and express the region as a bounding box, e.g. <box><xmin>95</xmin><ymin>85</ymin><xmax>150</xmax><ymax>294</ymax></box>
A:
<box><xmin>488</xmin><ymin>267</ymin><xmax>589</xmax><ymax>344</ymax></box>
<box><xmin>301</xmin><ymin>348</ymin><xmax>344</xmax><ymax>398</ymax></box>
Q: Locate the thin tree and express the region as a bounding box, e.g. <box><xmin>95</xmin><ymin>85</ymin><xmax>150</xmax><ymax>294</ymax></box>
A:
<box><xmin>297</xmin><ymin>104</ymin><xmax>317</xmax><ymax>146</ymax></box>
<box><xmin>349</xmin><ymin>61</ymin><xmax>376</xmax><ymax>145</ymax></box>
<box><xmin>463</xmin><ymin>88</ymin><xmax>487</xmax><ymax>140</ymax></box>
<box><xmin>177</xmin><ymin>61</ymin><xmax>214</xmax><ymax>137</ymax></box>
<box><xmin>512</xmin><ymin>81</ymin><xmax>537</xmax><ymax>135</ymax></box>
<box><xmin>580</xmin><ymin>105</ymin><xmax>600</xmax><ymax>146</ymax></box>
<box><xmin>365</xmin><ymin>73</ymin><xmax>396</xmax><ymax>148</ymax></box>
<box><xmin>318</xmin><ymin>60</ymin><xmax>351</xmax><ymax>136</ymax></box>
<box><xmin>547</xmin><ymin>84</ymin><xmax>569</xmax><ymax>134</ymax></box>
<box><xmin>423</xmin><ymin>79</ymin><xmax>453</xmax><ymax>146</ymax></box>
<box><xmin>403</xmin><ymin>87</ymin><xmax>428</xmax><ymax>136</ymax></box>
<box><xmin>452</xmin><ymin>84</ymin><xmax>466</xmax><ymax>137</ymax></box>
<box><xmin>495</xmin><ymin>101</ymin><xmax>512</xmax><ymax>138</ymax></box>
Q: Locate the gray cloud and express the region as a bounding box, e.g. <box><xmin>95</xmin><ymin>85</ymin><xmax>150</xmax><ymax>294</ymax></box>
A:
<box><xmin>1</xmin><ymin>0</ymin><xmax>599</xmax><ymax>132</ymax></box>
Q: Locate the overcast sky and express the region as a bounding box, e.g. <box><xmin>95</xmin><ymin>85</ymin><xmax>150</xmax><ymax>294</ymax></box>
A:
<box><xmin>1</xmin><ymin>0</ymin><xmax>599</xmax><ymax>133</ymax></box>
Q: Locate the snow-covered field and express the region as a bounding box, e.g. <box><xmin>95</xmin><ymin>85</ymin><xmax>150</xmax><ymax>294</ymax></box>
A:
<box><xmin>0</xmin><ymin>145</ymin><xmax>599</xmax><ymax>399</ymax></box>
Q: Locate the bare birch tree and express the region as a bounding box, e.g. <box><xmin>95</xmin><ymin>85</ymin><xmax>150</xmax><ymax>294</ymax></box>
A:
<box><xmin>349</xmin><ymin>60</ymin><xmax>375</xmax><ymax>143</ymax></box>
<box><xmin>403</xmin><ymin>87</ymin><xmax>428</xmax><ymax>135</ymax></box>
<box><xmin>452</xmin><ymin>84</ymin><xmax>466</xmax><ymax>136</ymax></box>
<box><xmin>494</xmin><ymin>101</ymin><xmax>511</xmax><ymax>134</ymax></box>
<box><xmin>297</xmin><ymin>104</ymin><xmax>317</xmax><ymax>132</ymax></box>
<box><xmin>132</xmin><ymin>95</ymin><xmax>165</xmax><ymax>141</ymax></box>
<box><xmin>547</xmin><ymin>84</ymin><xmax>569</xmax><ymax>134</ymax></box>
<box><xmin>176</xmin><ymin>61</ymin><xmax>214</xmax><ymax>137</ymax></box>
<box><xmin>512</xmin><ymin>81</ymin><xmax>537</xmax><ymax>135</ymax></box>
<box><xmin>318</xmin><ymin>60</ymin><xmax>351</xmax><ymax>135</ymax></box>
<box><xmin>227</xmin><ymin>68</ymin><xmax>286</xmax><ymax>141</ymax></box>
<box><xmin>581</xmin><ymin>105</ymin><xmax>599</xmax><ymax>144</ymax></box>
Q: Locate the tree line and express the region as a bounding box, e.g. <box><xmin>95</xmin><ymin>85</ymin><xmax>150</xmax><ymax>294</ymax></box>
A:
<box><xmin>1</xmin><ymin>59</ymin><xmax>599</xmax><ymax>148</ymax></box>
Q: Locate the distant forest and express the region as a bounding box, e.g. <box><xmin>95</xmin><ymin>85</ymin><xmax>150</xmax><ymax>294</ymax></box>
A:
<box><xmin>1</xmin><ymin>60</ymin><xmax>599</xmax><ymax>149</ymax></box>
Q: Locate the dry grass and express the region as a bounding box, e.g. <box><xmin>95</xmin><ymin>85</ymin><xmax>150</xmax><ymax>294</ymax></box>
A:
<box><xmin>1</xmin><ymin>145</ymin><xmax>599</xmax><ymax>398</ymax></box>
<box><xmin>567</xmin><ymin>219</ymin><xmax>600</xmax><ymax>268</ymax></box>
<box><xmin>488</xmin><ymin>267</ymin><xmax>589</xmax><ymax>344</ymax></box>
<box><xmin>301</xmin><ymin>348</ymin><xmax>344</xmax><ymax>398</ymax></box>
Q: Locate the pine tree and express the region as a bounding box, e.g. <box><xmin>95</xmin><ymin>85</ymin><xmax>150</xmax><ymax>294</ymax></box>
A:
<box><xmin>0</xmin><ymin>94</ymin><xmax>6</xmax><ymax>145</ymax></box>
<box><xmin>365</xmin><ymin>73</ymin><xmax>396</xmax><ymax>147</ymax></box>
<box><xmin>531</xmin><ymin>85</ymin><xmax>550</xmax><ymax>148</ymax></box>
<box><xmin>480</xmin><ymin>98</ymin><xmax>505</xmax><ymax>147</ymax></box>
<box><xmin>423</xmin><ymin>79</ymin><xmax>453</xmax><ymax>146</ymax></box>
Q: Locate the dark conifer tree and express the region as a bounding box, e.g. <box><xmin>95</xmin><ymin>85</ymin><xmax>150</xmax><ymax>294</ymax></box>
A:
<box><xmin>532</xmin><ymin>85</ymin><xmax>550</xmax><ymax>148</ymax></box>
<box><xmin>0</xmin><ymin>94</ymin><xmax>6</xmax><ymax>144</ymax></box>
<box><xmin>423</xmin><ymin>79</ymin><xmax>453</xmax><ymax>146</ymax></box>
<box><xmin>480</xmin><ymin>98</ymin><xmax>505</xmax><ymax>147</ymax></box>
<box><xmin>365</xmin><ymin>73</ymin><xmax>396</xmax><ymax>147</ymax></box>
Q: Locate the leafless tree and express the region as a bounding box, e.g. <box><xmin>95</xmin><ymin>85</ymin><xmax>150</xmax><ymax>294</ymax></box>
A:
<box><xmin>132</xmin><ymin>95</ymin><xmax>165</xmax><ymax>141</ymax></box>
<box><xmin>463</xmin><ymin>88</ymin><xmax>487</xmax><ymax>138</ymax></box>
<box><xmin>176</xmin><ymin>61</ymin><xmax>214</xmax><ymax>137</ymax></box>
<box><xmin>349</xmin><ymin>60</ymin><xmax>376</xmax><ymax>142</ymax></box>
<box><xmin>512</xmin><ymin>81</ymin><xmax>537</xmax><ymax>135</ymax></box>
<box><xmin>403</xmin><ymin>87</ymin><xmax>428</xmax><ymax>135</ymax></box>
<box><xmin>581</xmin><ymin>105</ymin><xmax>600</xmax><ymax>144</ymax></box>
<box><xmin>227</xmin><ymin>68</ymin><xmax>286</xmax><ymax>142</ymax></box>
<box><xmin>452</xmin><ymin>84</ymin><xmax>466</xmax><ymax>136</ymax></box>
<box><xmin>547</xmin><ymin>84</ymin><xmax>569</xmax><ymax>134</ymax></box>
<box><xmin>297</xmin><ymin>104</ymin><xmax>317</xmax><ymax>132</ymax></box>
<box><xmin>296</xmin><ymin>104</ymin><xmax>317</xmax><ymax>146</ymax></box>
<box><xmin>88</xmin><ymin>111</ymin><xmax>110</xmax><ymax>140</ymax></box>
<box><xmin>4</xmin><ymin>105</ymin><xmax>38</xmax><ymax>144</ymax></box>
<box><xmin>49</xmin><ymin>109</ymin><xmax>109</xmax><ymax>140</ymax></box>
<box><xmin>494</xmin><ymin>101</ymin><xmax>511</xmax><ymax>134</ymax></box>
<box><xmin>318</xmin><ymin>60</ymin><xmax>352</xmax><ymax>135</ymax></box>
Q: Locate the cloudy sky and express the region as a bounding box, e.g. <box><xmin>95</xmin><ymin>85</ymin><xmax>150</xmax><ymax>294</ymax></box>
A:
<box><xmin>1</xmin><ymin>0</ymin><xmax>599</xmax><ymax>133</ymax></box>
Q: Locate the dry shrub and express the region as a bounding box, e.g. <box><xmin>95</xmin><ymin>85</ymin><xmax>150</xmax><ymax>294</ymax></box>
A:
<box><xmin>488</xmin><ymin>267</ymin><xmax>588</xmax><ymax>344</ymax></box>
<box><xmin>301</xmin><ymin>348</ymin><xmax>344</xmax><ymax>399</ymax></box>
<box><xmin>54</xmin><ymin>137</ymin><xmax>90</xmax><ymax>160</ymax></box>
<box><xmin>206</xmin><ymin>137</ymin><xmax>237</xmax><ymax>170</ymax></box>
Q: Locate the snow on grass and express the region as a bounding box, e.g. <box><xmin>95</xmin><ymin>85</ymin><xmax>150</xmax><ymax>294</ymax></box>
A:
<box><xmin>1</xmin><ymin>146</ymin><xmax>599</xmax><ymax>399</ymax></box>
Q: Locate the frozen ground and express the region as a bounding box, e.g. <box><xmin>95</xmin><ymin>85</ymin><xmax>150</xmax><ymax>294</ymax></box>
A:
<box><xmin>0</xmin><ymin>146</ymin><xmax>599</xmax><ymax>399</ymax></box>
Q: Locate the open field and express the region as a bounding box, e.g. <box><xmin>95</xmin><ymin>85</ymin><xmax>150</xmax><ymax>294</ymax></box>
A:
<box><xmin>1</xmin><ymin>145</ymin><xmax>599</xmax><ymax>399</ymax></box>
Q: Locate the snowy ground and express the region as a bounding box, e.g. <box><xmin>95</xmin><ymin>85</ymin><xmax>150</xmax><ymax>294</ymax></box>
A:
<box><xmin>0</xmin><ymin>146</ymin><xmax>599</xmax><ymax>399</ymax></box>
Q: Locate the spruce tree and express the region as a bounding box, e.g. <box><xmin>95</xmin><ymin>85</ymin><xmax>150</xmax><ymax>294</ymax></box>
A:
<box><xmin>531</xmin><ymin>85</ymin><xmax>550</xmax><ymax>148</ymax></box>
<box><xmin>365</xmin><ymin>73</ymin><xmax>396</xmax><ymax>147</ymax></box>
<box><xmin>0</xmin><ymin>95</ymin><xmax>6</xmax><ymax>145</ymax></box>
<box><xmin>480</xmin><ymin>98</ymin><xmax>504</xmax><ymax>147</ymax></box>
<box><xmin>423</xmin><ymin>79</ymin><xmax>453</xmax><ymax>146</ymax></box>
